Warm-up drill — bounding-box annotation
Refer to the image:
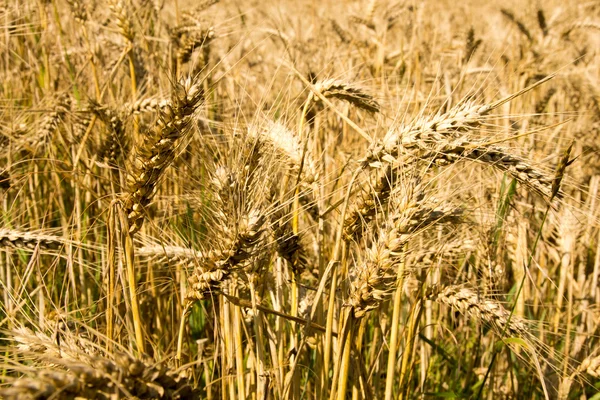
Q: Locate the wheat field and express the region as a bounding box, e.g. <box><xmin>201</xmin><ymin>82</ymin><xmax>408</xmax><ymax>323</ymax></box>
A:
<box><xmin>0</xmin><ymin>0</ymin><xmax>598</xmax><ymax>398</ymax></box>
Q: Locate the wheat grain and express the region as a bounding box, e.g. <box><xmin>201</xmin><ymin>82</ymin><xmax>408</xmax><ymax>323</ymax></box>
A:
<box><xmin>174</xmin><ymin>27</ymin><xmax>215</xmax><ymax>65</ymax></box>
<box><xmin>564</xmin><ymin>20</ymin><xmax>600</xmax><ymax>37</ymax></box>
<box><xmin>181</xmin><ymin>0</ymin><xmax>220</xmax><ymax>21</ymax></box>
<box><xmin>464</xmin><ymin>27</ymin><xmax>482</xmax><ymax>63</ymax></box>
<box><xmin>250</xmin><ymin>121</ymin><xmax>317</xmax><ymax>183</ymax></box>
<box><xmin>138</xmin><ymin>245</ymin><xmax>204</xmax><ymax>265</ymax></box>
<box><xmin>65</xmin><ymin>0</ymin><xmax>88</xmax><ymax>23</ymax></box>
<box><xmin>185</xmin><ymin>162</ymin><xmax>267</xmax><ymax>300</ymax></box>
<box><xmin>537</xmin><ymin>9</ymin><xmax>548</xmax><ymax>36</ymax></box>
<box><xmin>125</xmin><ymin>97</ymin><xmax>171</xmax><ymax>115</ymax></box>
<box><xmin>330</xmin><ymin>19</ymin><xmax>351</xmax><ymax>43</ymax></box>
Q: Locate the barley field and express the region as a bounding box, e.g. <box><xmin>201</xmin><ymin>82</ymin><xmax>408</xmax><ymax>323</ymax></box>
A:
<box><xmin>0</xmin><ymin>0</ymin><xmax>599</xmax><ymax>398</ymax></box>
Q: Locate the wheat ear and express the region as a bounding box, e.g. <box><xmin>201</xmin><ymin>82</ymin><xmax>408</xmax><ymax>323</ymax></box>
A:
<box><xmin>344</xmin><ymin>165</ymin><xmax>396</xmax><ymax>242</ymax></box>
<box><xmin>348</xmin><ymin>182</ymin><xmax>462</xmax><ymax>317</ymax></box>
<box><xmin>362</xmin><ymin>83</ymin><xmax>558</xmax><ymax>197</ymax></box>
<box><xmin>313</xmin><ymin>78</ymin><xmax>380</xmax><ymax>113</ymax></box>
<box><xmin>0</xmin><ymin>228</ymin><xmax>80</xmax><ymax>251</ymax></box>
<box><xmin>124</xmin><ymin>78</ymin><xmax>203</xmax><ymax>234</ymax></box>
<box><xmin>2</xmin><ymin>328</ymin><xmax>196</xmax><ymax>399</ymax></box>
<box><xmin>428</xmin><ymin>284</ymin><xmax>531</xmax><ymax>339</ymax></box>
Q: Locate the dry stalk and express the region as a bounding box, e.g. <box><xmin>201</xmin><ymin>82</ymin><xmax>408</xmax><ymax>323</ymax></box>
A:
<box><xmin>114</xmin><ymin>79</ymin><xmax>204</xmax><ymax>356</ymax></box>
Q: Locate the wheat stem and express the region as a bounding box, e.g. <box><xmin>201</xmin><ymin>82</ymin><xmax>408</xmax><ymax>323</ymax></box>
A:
<box><xmin>384</xmin><ymin>243</ymin><xmax>407</xmax><ymax>400</ymax></box>
<box><xmin>335</xmin><ymin>310</ymin><xmax>355</xmax><ymax>400</ymax></box>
